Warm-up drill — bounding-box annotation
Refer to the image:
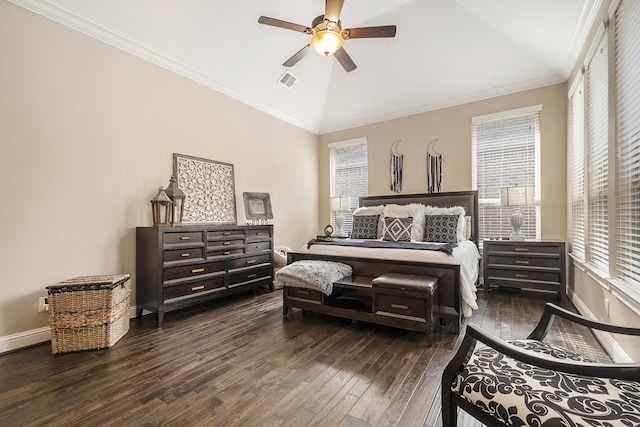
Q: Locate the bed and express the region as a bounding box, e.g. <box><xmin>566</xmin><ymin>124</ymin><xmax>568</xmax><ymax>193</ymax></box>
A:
<box><xmin>281</xmin><ymin>190</ymin><xmax>480</xmax><ymax>334</ymax></box>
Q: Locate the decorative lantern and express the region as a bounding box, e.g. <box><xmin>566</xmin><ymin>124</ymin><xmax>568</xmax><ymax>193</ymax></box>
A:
<box><xmin>150</xmin><ymin>187</ymin><xmax>172</xmax><ymax>226</ymax></box>
<box><xmin>165</xmin><ymin>175</ymin><xmax>185</xmax><ymax>226</ymax></box>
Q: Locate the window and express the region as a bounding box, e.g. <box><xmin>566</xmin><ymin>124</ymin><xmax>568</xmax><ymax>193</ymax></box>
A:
<box><xmin>473</xmin><ymin>106</ymin><xmax>541</xmax><ymax>247</ymax></box>
<box><xmin>614</xmin><ymin>0</ymin><xmax>640</xmax><ymax>296</ymax></box>
<box><xmin>586</xmin><ymin>32</ymin><xmax>609</xmax><ymax>274</ymax></box>
<box><xmin>569</xmin><ymin>76</ymin><xmax>586</xmax><ymax>260</ymax></box>
<box><xmin>329</xmin><ymin>138</ymin><xmax>368</xmax><ymax>234</ymax></box>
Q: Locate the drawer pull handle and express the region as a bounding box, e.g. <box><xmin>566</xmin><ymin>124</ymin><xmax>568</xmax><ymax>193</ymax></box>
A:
<box><xmin>247</xmin><ymin>274</ymin><xmax>257</xmax><ymax>279</ymax></box>
<box><xmin>223</xmin><ymin>251</ymin><xmax>231</xmax><ymax>255</ymax></box>
<box><xmin>181</xmin><ymin>253</ymin><xmax>190</xmax><ymax>258</ymax></box>
<box><xmin>255</xmin><ymin>232</ymin><xmax>263</xmax><ymax>235</ymax></box>
<box><xmin>296</xmin><ymin>290</ymin><xmax>310</xmax><ymax>295</ymax></box>
<box><xmin>515</xmin><ymin>260</ymin><xmax>529</xmax><ymax>265</ymax></box>
<box><xmin>515</xmin><ymin>274</ymin><xmax>529</xmax><ymax>278</ymax></box>
<box><xmin>223</xmin><ymin>232</ymin><xmax>231</xmax><ymax>236</ymax></box>
<box><xmin>391</xmin><ymin>303</ymin><xmax>409</xmax><ymax>310</ymax></box>
<box><xmin>514</xmin><ymin>248</ymin><xmax>529</xmax><ymax>252</ymax></box>
<box><xmin>191</xmin><ymin>268</ymin><xmax>205</xmax><ymax>273</ymax></box>
<box><xmin>246</xmin><ymin>259</ymin><xmax>257</xmax><ymax>264</ymax></box>
<box><xmin>223</xmin><ymin>242</ymin><xmax>231</xmax><ymax>246</ymax></box>
<box><xmin>179</xmin><ymin>236</ymin><xmax>190</xmax><ymax>241</ymax></box>
<box><xmin>191</xmin><ymin>285</ymin><xmax>205</xmax><ymax>291</ymax></box>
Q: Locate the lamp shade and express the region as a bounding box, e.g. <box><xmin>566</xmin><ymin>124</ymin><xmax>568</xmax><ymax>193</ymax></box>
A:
<box><xmin>330</xmin><ymin>197</ymin><xmax>350</xmax><ymax>212</ymax></box>
<box><xmin>500</xmin><ymin>186</ymin><xmax>534</xmax><ymax>207</ymax></box>
<box><xmin>310</xmin><ymin>30</ymin><xmax>343</xmax><ymax>56</ymax></box>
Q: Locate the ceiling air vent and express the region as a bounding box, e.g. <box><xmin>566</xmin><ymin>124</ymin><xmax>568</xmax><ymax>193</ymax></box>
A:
<box><xmin>278</xmin><ymin>71</ymin><xmax>297</xmax><ymax>89</ymax></box>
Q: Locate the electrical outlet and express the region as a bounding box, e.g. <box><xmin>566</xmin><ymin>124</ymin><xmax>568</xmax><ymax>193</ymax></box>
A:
<box><xmin>604</xmin><ymin>298</ymin><xmax>610</xmax><ymax>316</ymax></box>
<box><xmin>38</xmin><ymin>297</ymin><xmax>48</xmax><ymax>312</ymax></box>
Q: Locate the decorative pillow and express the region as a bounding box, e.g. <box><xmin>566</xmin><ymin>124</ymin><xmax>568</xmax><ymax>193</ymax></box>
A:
<box><xmin>424</xmin><ymin>205</ymin><xmax>466</xmax><ymax>242</ymax></box>
<box><xmin>354</xmin><ymin>205</ymin><xmax>384</xmax><ymax>238</ymax></box>
<box><xmin>383</xmin><ymin>203</ymin><xmax>425</xmax><ymax>241</ymax></box>
<box><xmin>382</xmin><ymin>217</ymin><xmax>413</xmax><ymax>242</ymax></box>
<box><xmin>424</xmin><ymin>215</ymin><xmax>459</xmax><ymax>243</ymax></box>
<box><xmin>350</xmin><ymin>215</ymin><xmax>380</xmax><ymax>239</ymax></box>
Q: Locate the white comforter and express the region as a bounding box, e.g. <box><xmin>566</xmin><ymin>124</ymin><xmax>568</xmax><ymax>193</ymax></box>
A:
<box><xmin>297</xmin><ymin>240</ymin><xmax>480</xmax><ymax>317</ymax></box>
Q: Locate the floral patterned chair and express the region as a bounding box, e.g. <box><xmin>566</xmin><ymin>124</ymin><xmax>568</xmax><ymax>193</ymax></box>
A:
<box><xmin>441</xmin><ymin>303</ymin><xmax>640</xmax><ymax>426</ymax></box>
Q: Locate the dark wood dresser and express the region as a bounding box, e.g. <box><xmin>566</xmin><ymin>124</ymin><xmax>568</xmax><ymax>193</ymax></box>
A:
<box><xmin>136</xmin><ymin>224</ymin><xmax>273</xmax><ymax>326</ymax></box>
<box><xmin>483</xmin><ymin>240</ymin><xmax>566</xmax><ymax>302</ymax></box>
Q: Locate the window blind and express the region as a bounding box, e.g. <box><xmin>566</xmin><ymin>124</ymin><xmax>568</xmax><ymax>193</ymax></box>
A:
<box><xmin>569</xmin><ymin>77</ymin><xmax>586</xmax><ymax>260</ymax></box>
<box><xmin>473</xmin><ymin>109</ymin><xmax>539</xmax><ymax>245</ymax></box>
<box><xmin>586</xmin><ymin>33</ymin><xmax>609</xmax><ymax>274</ymax></box>
<box><xmin>329</xmin><ymin>140</ymin><xmax>368</xmax><ymax>233</ymax></box>
<box><xmin>615</xmin><ymin>0</ymin><xmax>640</xmax><ymax>293</ymax></box>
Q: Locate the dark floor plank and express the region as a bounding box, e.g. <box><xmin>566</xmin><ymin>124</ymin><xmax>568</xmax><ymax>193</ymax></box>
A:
<box><xmin>0</xmin><ymin>287</ymin><xmax>604</xmax><ymax>426</ymax></box>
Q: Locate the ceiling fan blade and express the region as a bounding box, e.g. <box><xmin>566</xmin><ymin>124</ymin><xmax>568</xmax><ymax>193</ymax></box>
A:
<box><xmin>324</xmin><ymin>0</ymin><xmax>344</xmax><ymax>23</ymax></box>
<box><xmin>334</xmin><ymin>47</ymin><xmax>357</xmax><ymax>72</ymax></box>
<box><xmin>283</xmin><ymin>45</ymin><xmax>312</xmax><ymax>67</ymax></box>
<box><xmin>258</xmin><ymin>16</ymin><xmax>310</xmax><ymax>33</ymax></box>
<box><xmin>342</xmin><ymin>25</ymin><xmax>397</xmax><ymax>40</ymax></box>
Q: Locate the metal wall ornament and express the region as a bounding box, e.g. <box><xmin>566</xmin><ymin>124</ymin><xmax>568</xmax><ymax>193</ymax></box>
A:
<box><xmin>426</xmin><ymin>138</ymin><xmax>443</xmax><ymax>193</ymax></box>
<box><xmin>173</xmin><ymin>153</ymin><xmax>237</xmax><ymax>224</ymax></box>
<box><xmin>390</xmin><ymin>139</ymin><xmax>403</xmax><ymax>193</ymax></box>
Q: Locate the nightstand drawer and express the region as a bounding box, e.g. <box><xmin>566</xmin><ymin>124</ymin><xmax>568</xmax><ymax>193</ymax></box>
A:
<box><xmin>488</xmin><ymin>268</ymin><xmax>561</xmax><ymax>283</ymax></box>
<box><xmin>488</xmin><ymin>243</ymin><xmax>561</xmax><ymax>255</ymax></box>
<box><xmin>487</xmin><ymin>255</ymin><xmax>560</xmax><ymax>268</ymax></box>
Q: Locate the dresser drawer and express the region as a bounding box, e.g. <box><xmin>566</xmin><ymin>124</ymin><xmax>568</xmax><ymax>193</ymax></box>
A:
<box><xmin>487</xmin><ymin>255</ymin><xmax>560</xmax><ymax>268</ymax></box>
<box><xmin>163</xmin><ymin>247</ymin><xmax>205</xmax><ymax>263</ymax></box>
<box><xmin>247</xmin><ymin>228</ymin><xmax>272</xmax><ymax>239</ymax></box>
<box><xmin>207</xmin><ymin>230</ymin><xmax>244</xmax><ymax>240</ymax></box>
<box><xmin>163</xmin><ymin>276</ymin><xmax>225</xmax><ymax>300</ymax></box>
<box><xmin>488</xmin><ymin>268</ymin><xmax>561</xmax><ymax>283</ymax></box>
<box><xmin>208</xmin><ymin>239</ymin><xmax>244</xmax><ymax>250</ymax></box>
<box><xmin>164</xmin><ymin>232</ymin><xmax>203</xmax><ymax>246</ymax></box>
<box><xmin>164</xmin><ymin>261</ymin><xmax>224</xmax><ymax>282</ymax></box>
<box><xmin>228</xmin><ymin>254</ymin><xmax>271</xmax><ymax>270</ymax></box>
<box><xmin>207</xmin><ymin>247</ymin><xmax>244</xmax><ymax>258</ymax></box>
<box><xmin>246</xmin><ymin>241</ymin><xmax>271</xmax><ymax>253</ymax></box>
<box><xmin>375</xmin><ymin>294</ymin><xmax>425</xmax><ymax>319</ymax></box>
<box><xmin>227</xmin><ymin>266</ymin><xmax>272</xmax><ymax>287</ymax></box>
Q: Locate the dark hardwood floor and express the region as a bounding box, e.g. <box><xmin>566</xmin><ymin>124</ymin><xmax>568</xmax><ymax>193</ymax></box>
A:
<box><xmin>0</xmin><ymin>287</ymin><xmax>608</xmax><ymax>426</ymax></box>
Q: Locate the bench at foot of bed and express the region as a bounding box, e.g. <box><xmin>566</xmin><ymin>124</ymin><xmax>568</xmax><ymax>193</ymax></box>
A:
<box><xmin>283</xmin><ymin>273</ymin><xmax>440</xmax><ymax>345</ymax></box>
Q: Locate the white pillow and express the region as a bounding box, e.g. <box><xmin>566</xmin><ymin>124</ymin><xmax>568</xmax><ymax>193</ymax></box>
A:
<box><xmin>383</xmin><ymin>203</ymin><xmax>426</xmax><ymax>242</ymax></box>
<box><xmin>424</xmin><ymin>205</ymin><xmax>466</xmax><ymax>242</ymax></box>
<box><xmin>353</xmin><ymin>205</ymin><xmax>384</xmax><ymax>238</ymax></box>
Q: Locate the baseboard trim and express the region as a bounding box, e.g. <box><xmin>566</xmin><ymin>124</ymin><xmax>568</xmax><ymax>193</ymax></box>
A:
<box><xmin>569</xmin><ymin>289</ymin><xmax>632</xmax><ymax>363</ymax></box>
<box><xmin>0</xmin><ymin>306</ymin><xmax>140</xmax><ymax>355</ymax></box>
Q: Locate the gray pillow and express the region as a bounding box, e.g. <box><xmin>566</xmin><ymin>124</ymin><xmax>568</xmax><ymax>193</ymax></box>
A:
<box><xmin>383</xmin><ymin>217</ymin><xmax>412</xmax><ymax>242</ymax></box>
<box><xmin>424</xmin><ymin>214</ymin><xmax>459</xmax><ymax>243</ymax></box>
<box><xmin>350</xmin><ymin>215</ymin><xmax>380</xmax><ymax>239</ymax></box>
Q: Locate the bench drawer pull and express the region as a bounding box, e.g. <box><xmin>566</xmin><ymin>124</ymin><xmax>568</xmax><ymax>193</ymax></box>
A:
<box><xmin>391</xmin><ymin>303</ymin><xmax>409</xmax><ymax>310</ymax></box>
<box><xmin>296</xmin><ymin>290</ymin><xmax>310</xmax><ymax>295</ymax></box>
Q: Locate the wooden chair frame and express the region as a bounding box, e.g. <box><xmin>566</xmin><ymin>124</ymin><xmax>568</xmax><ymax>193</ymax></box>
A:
<box><xmin>441</xmin><ymin>302</ymin><xmax>640</xmax><ymax>427</ymax></box>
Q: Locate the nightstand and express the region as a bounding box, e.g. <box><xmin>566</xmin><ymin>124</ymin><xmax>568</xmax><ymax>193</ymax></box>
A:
<box><xmin>483</xmin><ymin>240</ymin><xmax>566</xmax><ymax>302</ymax></box>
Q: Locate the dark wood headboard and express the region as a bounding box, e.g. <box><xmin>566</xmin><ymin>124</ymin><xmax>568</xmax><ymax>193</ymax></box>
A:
<box><xmin>359</xmin><ymin>191</ymin><xmax>479</xmax><ymax>245</ymax></box>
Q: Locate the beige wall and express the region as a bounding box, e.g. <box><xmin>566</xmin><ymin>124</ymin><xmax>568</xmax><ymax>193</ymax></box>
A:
<box><xmin>0</xmin><ymin>1</ymin><xmax>319</xmax><ymax>340</ymax></box>
<box><xmin>319</xmin><ymin>84</ymin><xmax>568</xmax><ymax>241</ymax></box>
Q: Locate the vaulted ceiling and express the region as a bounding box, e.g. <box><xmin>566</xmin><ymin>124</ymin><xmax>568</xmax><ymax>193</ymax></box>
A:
<box><xmin>14</xmin><ymin>0</ymin><xmax>600</xmax><ymax>134</ymax></box>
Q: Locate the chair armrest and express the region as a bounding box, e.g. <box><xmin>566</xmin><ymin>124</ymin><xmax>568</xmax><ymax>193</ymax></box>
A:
<box><xmin>464</xmin><ymin>323</ymin><xmax>640</xmax><ymax>381</ymax></box>
<box><xmin>528</xmin><ymin>302</ymin><xmax>640</xmax><ymax>341</ymax></box>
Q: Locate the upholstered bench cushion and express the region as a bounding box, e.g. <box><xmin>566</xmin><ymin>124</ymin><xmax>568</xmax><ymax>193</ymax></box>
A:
<box><xmin>372</xmin><ymin>273</ymin><xmax>438</xmax><ymax>294</ymax></box>
<box><xmin>451</xmin><ymin>339</ymin><xmax>640</xmax><ymax>426</ymax></box>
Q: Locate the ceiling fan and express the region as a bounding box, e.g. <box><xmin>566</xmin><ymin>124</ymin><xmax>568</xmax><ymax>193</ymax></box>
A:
<box><xmin>258</xmin><ymin>0</ymin><xmax>396</xmax><ymax>72</ymax></box>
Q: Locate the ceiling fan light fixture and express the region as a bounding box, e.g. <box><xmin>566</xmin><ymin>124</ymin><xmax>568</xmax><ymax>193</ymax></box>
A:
<box><xmin>310</xmin><ymin>30</ymin><xmax>343</xmax><ymax>56</ymax></box>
